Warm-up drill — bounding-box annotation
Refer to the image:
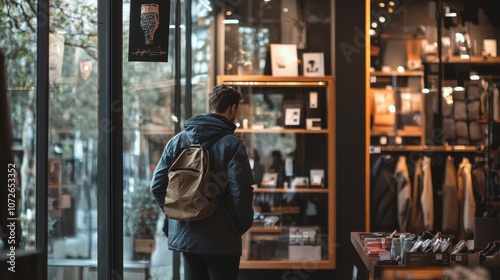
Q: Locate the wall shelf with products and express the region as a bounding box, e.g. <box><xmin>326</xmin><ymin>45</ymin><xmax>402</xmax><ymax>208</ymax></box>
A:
<box><xmin>217</xmin><ymin>75</ymin><xmax>336</xmax><ymax>269</ymax></box>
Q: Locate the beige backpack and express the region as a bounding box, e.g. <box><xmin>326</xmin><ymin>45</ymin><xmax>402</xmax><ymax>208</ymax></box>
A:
<box><xmin>164</xmin><ymin>132</ymin><xmax>226</xmax><ymax>221</ymax></box>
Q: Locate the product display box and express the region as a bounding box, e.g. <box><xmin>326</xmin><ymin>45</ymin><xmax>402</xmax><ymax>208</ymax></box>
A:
<box><xmin>289</xmin><ymin>245</ymin><xmax>322</xmax><ymax>261</ymax></box>
<box><xmin>404</xmin><ymin>252</ymin><xmax>429</xmax><ymax>266</ymax></box>
<box><xmin>450</xmin><ymin>253</ymin><xmax>480</xmax><ymax>267</ymax></box>
<box><xmin>289</xmin><ymin>226</ymin><xmax>322</xmax><ymax>261</ymax></box>
<box><xmin>404</xmin><ymin>252</ymin><xmax>451</xmax><ymax>266</ymax></box>
<box><xmin>429</xmin><ymin>252</ymin><xmax>450</xmax><ymax>266</ymax></box>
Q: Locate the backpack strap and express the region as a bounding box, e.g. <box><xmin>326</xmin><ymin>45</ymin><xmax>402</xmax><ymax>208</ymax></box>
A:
<box><xmin>180</xmin><ymin>131</ymin><xmax>191</xmax><ymax>149</ymax></box>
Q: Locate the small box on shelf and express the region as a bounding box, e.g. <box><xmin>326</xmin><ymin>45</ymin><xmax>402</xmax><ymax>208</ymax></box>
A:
<box><xmin>429</xmin><ymin>252</ymin><xmax>450</xmax><ymax>266</ymax></box>
<box><xmin>404</xmin><ymin>252</ymin><xmax>430</xmax><ymax>266</ymax></box>
<box><xmin>450</xmin><ymin>253</ymin><xmax>480</xmax><ymax>267</ymax></box>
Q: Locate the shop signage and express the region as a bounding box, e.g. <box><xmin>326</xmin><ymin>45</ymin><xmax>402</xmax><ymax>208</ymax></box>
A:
<box><xmin>128</xmin><ymin>0</ymin><xmax>170</xmax><ymax>62</ymax></box>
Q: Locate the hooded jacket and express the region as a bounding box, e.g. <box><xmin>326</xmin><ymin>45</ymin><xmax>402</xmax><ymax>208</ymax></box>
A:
<box><xmin>150</xmin><ymin>113</ymin><xmax>255</xmax><ymax>256</ymax></box>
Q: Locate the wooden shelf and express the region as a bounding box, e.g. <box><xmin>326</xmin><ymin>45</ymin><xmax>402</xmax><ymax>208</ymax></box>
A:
<box><xmin>371</xmin><ymin>70</ymin><xmax>423</xmax><ymax>77</ymax></box>
<box><xmin>253</xmin><ymin>187</ymin><xmax>329</xmax><ymax>193</ymax></box>
<box><xmin>236</xmin><ymin>128</ymin><xmax>328</xmax><ymax>134</ymax></box>
<box><xmin>379</xmin><ymin>34</ymin><xmax>426</xmax><ymax>40</ymax></box>
<box><xmin>378</xmin><ymin>145</ymin><xmax>480</xmax><ymax>153</ymax></box>
<box><xmin>425</xmin><ymin>56</ymin><xmax>500</xmax><ymax>64</ymax></box>
<box><xmin>217</xmin><ymin>75</ymin><xmax>333</xmax><ymax>86</ymax></box>
<box><xmin>248</xmin><ymin>227</ymin><xmax>283</xmax><ymax>233</ymax></box>
<box><xmin>219</xmin><ymin>75</ymin><xmax>336</xmax><ymax>270</ymax></box>
<box><xmin>253</xmin><ymin>206</ymin><xmax>301</xmax><ymax>214</ymax></box>
<box><xmin>239</xmin><ymin>260</ymin><xmax>333</xmax><ymax>269</ymax></box>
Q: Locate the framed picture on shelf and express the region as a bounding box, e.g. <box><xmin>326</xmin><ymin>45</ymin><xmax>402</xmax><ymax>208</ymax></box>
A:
<box><xmin>283</xmin><ymin>100</ymin><xmax>304</xmax><ymax>128</ymax></box>
<box><xmin>290</xmin><ymin>177</ymin><xmax>309</xmax><ymax>189</ymax></box>
<box><xmin>270</xmin><ymin>44</ymin><xmax>299</xmax><ymax>77</ymax></box>
<box><xmin>261</xmin><ymin>173</ymin><xmax>278</xmax><ymax>188</ymax></box>
<box><xmin>302</xmin><ymin>52</ymin><xmax>324</xmax><ymax>76</ymax></box>
<box><xmin>310</xmin><ymin>169</ymin><xmax>325</xmax><ymax>187</ymax></box>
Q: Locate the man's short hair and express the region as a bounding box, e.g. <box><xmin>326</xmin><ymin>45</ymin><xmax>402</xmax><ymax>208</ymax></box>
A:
<box><xmin>208</xmin><ymin>84</ymin><xmax>242</xmax><ymax>113</ymax></box>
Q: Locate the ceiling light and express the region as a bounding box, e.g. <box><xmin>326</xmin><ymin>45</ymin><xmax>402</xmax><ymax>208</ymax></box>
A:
<box><xmin>379</xmin><ymin>16</ymin><xmax>386</xmax><ymax>23</ymax></box>
<box><xmin>371</xmin><ymin>22</ymin><xmax>378</xmax><ymax>28</ymax></box>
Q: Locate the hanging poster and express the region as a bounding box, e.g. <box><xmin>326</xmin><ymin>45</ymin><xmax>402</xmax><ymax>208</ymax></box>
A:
<box><xmin>129</xmin><ymin>0</ymin><xmax>170</xmax><ymax>62</ymax></box>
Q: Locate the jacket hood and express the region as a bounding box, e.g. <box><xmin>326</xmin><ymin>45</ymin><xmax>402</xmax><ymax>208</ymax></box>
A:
<box><xmin>184</xmin><ymin>113</ymin><xmax>236</xmax><ymax>147</ymax></box>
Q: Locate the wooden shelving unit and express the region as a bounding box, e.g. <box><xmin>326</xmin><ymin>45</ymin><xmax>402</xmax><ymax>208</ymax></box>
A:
<box><xmin>218</xmin><ymin>75</ymin><xmax>336</xmax><ymax>269</ymax></box>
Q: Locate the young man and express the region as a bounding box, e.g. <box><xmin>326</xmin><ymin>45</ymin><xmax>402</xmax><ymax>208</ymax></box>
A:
<box><xmin>150</xmin><ymin>84</ymin><xmax>254</xmax><ymax>280</ymax></box>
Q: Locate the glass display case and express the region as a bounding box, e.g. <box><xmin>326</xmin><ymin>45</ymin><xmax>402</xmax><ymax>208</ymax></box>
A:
<box><xmin>217</xmin><ymin>75</ymin><xmax>336</xmax><ymax>269</ymax></box>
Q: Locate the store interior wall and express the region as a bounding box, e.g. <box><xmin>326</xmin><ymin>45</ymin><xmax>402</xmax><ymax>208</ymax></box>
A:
<box><xmin>378</xmin><ymin>0</ymin><xmax>500</xmax><ymax>70</ymax></box>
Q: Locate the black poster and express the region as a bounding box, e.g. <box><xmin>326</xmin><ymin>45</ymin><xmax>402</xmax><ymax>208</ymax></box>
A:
<box><xmin>128</xmin><ymin>0</ymin><xmax>170</xmax><ymax>62</ymax></box>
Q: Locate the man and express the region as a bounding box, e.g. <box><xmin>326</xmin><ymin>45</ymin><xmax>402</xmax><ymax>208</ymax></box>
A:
<box><xmin>150</xmin><ymin>84</ymin><xmax>254</xmax><ymax>280</ymax></box>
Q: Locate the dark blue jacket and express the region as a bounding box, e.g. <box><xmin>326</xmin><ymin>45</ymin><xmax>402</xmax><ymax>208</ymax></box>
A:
<box><xmin>150</xmin><ymin>113</ymin><xmax>254</xmax><ymax>256</ymax></box>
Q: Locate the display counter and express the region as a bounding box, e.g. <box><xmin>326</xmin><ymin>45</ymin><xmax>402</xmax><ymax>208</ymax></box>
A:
<box><xmin>350</xmin><ymin>232</ymin><xmax>449</xmax><ymax>280</ymax></box>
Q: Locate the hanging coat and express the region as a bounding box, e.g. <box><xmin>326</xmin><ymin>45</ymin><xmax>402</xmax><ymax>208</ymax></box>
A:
<box><xmin>408</xmin><ymin>158</ymin><xmax>425</xmax><ymax>233</ymax></box>
<box><xmin>458</xmin><ymin>157</ymin><xmax>476</xmax><ymax>235</ymax></box>
<box><xmin>395</xmin><ymin>155</ymin><xmax>411</xmax><ymax>232</ymax></box>
<box><xmin>421</xmin><ymin>156</ymin><xmax>434</xmax><ymax>231</ymax></box>
<box><xmin>370</xmin><ymin>155</ymin><xmax>398</xmax><ymax>232</ymax></box>
<box><xmin>442</xmin><ymin>156</ymin><xmax>459</xmax><ymax>238</ymax></box>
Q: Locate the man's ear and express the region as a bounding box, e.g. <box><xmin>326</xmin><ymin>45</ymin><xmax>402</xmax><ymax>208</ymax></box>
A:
<box><xmin>231</xmin><ymin>104</ymin><xmax>238</xmax><ymax>115</ymax></box>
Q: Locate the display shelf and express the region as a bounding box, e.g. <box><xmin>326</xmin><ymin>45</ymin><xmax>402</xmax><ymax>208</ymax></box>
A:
<box><xmin>351</xmin><ymin>232</ymin><xmax>450</xmax><ymax>280</ymax></box>
<box><xmin>253</xmin><ymin>205</ymin><xmax>301</xmax><ymax>214</ymax></box>
<box><xmin>253</xmin><ymin>187</ymin><xmax>329</xmax><ymax>193</ymax></box>
<box><xmin>235</xmin><ymin>128</ymin><xmax>328</xmax><ymax>134</ymax></box>
<box><xmin>248</xmin><ymin>227</ymin><xmax>283</xmax><ymax>233</ymax></box>
<box><xmin>218</xmin><ymin>75</ymin><xmax>336</xmax><ymax>269</ymax></box>
<box><xmin>239</xmin><ymin>260</ymin><xmax>332</xmax><ymax>270</ymax></box>
<box><xmin>379</xmin><ymin>145</ymin><xmax>480</xmax><ymax>153</ymax></box>
<box><xmin>371</xmin><ymin>70</ymin><xmax>423</xmax><ymax>77</ymax></box>
<box><xmin>425</xmin><ymin>56</ymin><xmax>500</xmax><ymax>64</ymax></box>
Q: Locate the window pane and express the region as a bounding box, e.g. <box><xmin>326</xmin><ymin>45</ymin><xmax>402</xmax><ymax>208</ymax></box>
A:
<box><xmin>191</xmin><ymin>0</ymin><xmax>214</xmax><ymax>116</ymax></box>
<box><xmin>122</xmin><ymin>0</ymin><xmax>177</xmax><ymax>278</ymax></box>
<box><xmin>46</xmin><ymin>1</ymin><xmax>99</xmax><ymax>277</ymax></box>
<box><xmin>1</xmin><ymin>1</ymin><xmax>38</xmax><ymax>251</ymax></box>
